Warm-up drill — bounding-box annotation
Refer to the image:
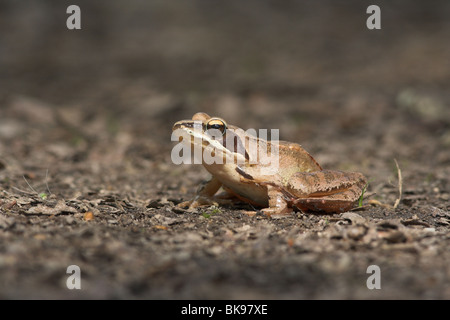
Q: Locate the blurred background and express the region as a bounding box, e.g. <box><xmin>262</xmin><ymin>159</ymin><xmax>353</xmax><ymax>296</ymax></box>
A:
<box><xmin>0</xmin><ymin>0</ymin><xmax>449</xmax><ymax>199</ymax></box>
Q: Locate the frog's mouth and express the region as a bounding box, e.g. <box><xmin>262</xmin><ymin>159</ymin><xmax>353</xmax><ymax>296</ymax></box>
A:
<box><xmin>173</xmin><ymin>121</ymin><xmax>248</xmax><ymax>164</ymax></box>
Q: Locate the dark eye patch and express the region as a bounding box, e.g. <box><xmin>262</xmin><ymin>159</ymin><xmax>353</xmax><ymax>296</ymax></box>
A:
<box><xmin>223</xmin><ymin>130</ymin><xmax>250</xmax><ymax>161</ymax></box>
<box><xmin>235</xmin><ymin>166</ymin><xmax>253</xmax><ymax>180</ymax></box>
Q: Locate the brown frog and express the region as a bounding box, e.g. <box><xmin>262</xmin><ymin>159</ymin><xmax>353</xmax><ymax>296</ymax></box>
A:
<box><xmin>172</xmin><ymin>112</ymin><xmax>367</xmax><ymax>215</ymax></box>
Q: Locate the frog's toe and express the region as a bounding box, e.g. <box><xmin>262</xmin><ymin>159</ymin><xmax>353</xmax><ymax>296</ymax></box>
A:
<box><xmin>261</xmin><ymin>206</ymin><xmax>293</xmax><ymax>218</ymax></box>
<box><xmin>177</xmin><ymin>200</ymin><xmax>193</xmax><ymax>209</ymax></box>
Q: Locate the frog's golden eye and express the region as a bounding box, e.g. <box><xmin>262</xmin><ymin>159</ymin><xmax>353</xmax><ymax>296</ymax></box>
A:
<box><xmin>206</xmin><ymin>118</ymin><xmax>227</xmax><ymax>135</ymax></box>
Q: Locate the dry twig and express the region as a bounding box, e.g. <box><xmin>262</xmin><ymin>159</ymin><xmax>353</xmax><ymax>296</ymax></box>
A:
<box><xmin>393</xmin><ymin>158</ymin><xmax>402</xmax><ymax>209</ymax></box>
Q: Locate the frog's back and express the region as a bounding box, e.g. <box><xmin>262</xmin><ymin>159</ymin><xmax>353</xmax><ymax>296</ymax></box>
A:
<box><xmin>277</xmin><ymin>141</ymin><xmax>322</xmax><ymax>173</ymax></box>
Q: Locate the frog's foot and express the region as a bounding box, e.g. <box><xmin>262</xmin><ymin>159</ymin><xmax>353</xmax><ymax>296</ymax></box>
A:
<box><xmin>261</xmin><ymin>206</ymin><xmax>293</xmax><ymax>218</ymax></box>
<box><xmin>261</xmin><ymin>185</ymin><xmax>294</xmax><ymax>218</ymax></box>
<box><xmin>177</xmin><ymin>196</ymin><xmax>235</xmax><ymax>210</ymax></box>
<box><xmin>177</xmin><ymin>196</ymin><xmax>218</xmax><ymax>209</ymax></box>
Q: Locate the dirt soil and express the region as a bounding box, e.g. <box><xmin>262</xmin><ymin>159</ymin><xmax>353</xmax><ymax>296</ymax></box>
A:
<box><xmin>0</xmin><ymin>1</ymin><xmax>449</xmax><ymax>299</ymax></box>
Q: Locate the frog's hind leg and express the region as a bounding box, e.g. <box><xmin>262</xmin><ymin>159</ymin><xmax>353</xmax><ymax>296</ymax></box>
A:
<box><xmin>287</xmin><ymin>170</ymin><xmax>367</xmax><ymax>213</ymax></box>
<box><xmin>292</xmin><ymin>183</ymin><xmax>364</xmax><ymax>213</ymax></box>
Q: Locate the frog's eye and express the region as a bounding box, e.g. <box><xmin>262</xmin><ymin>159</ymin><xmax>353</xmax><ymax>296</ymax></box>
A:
<box><xmin>206</xmin><ymin>118</ymin><xmax>227</xmax><ymax>135</ymax></box>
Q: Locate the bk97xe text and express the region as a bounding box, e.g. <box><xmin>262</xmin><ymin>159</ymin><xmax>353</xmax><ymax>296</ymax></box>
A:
<box><xmin>226</xmin><ymin>304</ymin><xmax>268</xmax><ymax>315</ymax></box>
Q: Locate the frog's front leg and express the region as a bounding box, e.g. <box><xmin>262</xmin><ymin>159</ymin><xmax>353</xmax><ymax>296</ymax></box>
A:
<box><xmin>287</xmin><ymin>170</ymin><xmax>367</xmax><ymax>213</ymax></box>
<box><xmin>261</xmin><ymin>185</ymin><xmax>293</xmax><ymax>217</ymax></box>
<box><xmin>177</xmin><ymin>176</ymin><xmax>223</xmax><ymax>209</ymax></box>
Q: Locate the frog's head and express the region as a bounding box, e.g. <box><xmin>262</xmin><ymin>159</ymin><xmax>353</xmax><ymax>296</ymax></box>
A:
<box><xmin>172</xmin><ymin>112</ymin><xmax>250</xmax><ymax>165</ymax></box>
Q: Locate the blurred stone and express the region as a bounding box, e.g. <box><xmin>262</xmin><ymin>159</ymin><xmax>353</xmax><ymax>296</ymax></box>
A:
<box><xmin>346</xmin><ymin>225</ymin><xmax>367</xmax><ymax>240</ymax></box>
<box><xmin>341</xmin><ymin>212</ymin><xmax>367</xmax><ymax>225</ymax></box>
<box><xmin>10</xmin><ymin>96</ymin><xmax>55</xmax><ymax>125</ymax></box>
